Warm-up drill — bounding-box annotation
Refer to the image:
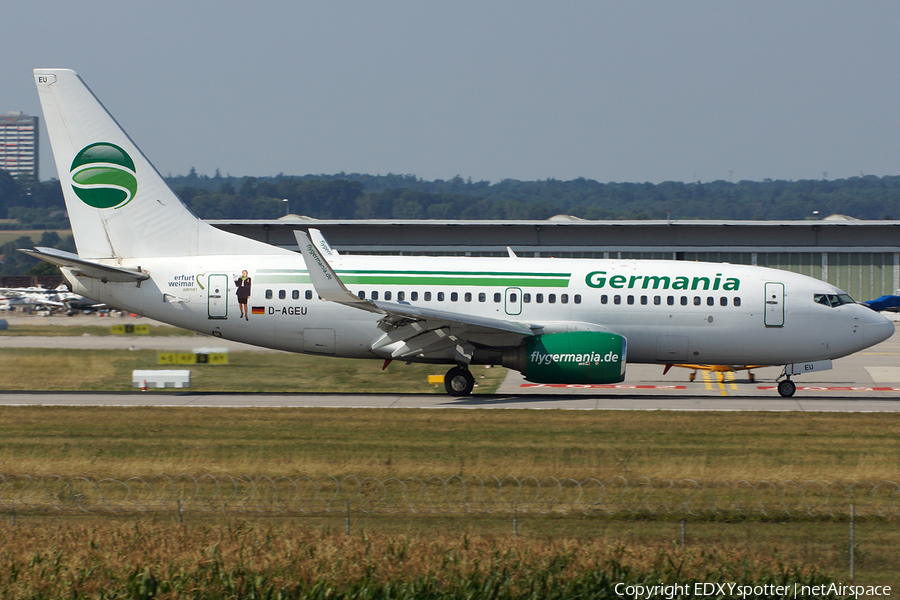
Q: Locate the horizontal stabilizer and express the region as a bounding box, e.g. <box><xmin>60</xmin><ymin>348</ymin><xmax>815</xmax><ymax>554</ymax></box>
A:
<box><xmin>18</xmin><ymin>247</ymin><xmax>150</xmax><ymax>283</ymax></box>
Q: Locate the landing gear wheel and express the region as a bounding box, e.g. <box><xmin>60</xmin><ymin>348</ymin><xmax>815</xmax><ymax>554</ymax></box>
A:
<box><xmin>777</xmin><ymin>379</ymin><xmax>796</xmax><ymax>398</ymax></box>
<box><xmin>444</xmin><ymin>366</ymin><xmax>475</xmax><ymax>396</ymax></box>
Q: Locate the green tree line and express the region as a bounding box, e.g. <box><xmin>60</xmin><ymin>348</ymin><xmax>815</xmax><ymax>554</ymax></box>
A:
<box><xmin>4</xmin><ymin>167</ymin><xmax>900</xmax><ymax>225</ymax></box>
<box><xmin>168</xmin><ymin>170</ymin><xmax>900</xmax><ymax>221</ymax></box>
<box><xmin>5</xmin><ymin>167</ymin><xmax>900</xmax><ymax>276</ymax></box>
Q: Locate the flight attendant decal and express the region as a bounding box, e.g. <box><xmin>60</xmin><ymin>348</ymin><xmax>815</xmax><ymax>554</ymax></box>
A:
<box><xmin>235</xmin><ymin>270</ymin><xmax>252</xmax><ymax>320</ymax></box>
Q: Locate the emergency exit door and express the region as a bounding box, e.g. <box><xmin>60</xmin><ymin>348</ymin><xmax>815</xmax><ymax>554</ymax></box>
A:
<box><xmin>208</xmin><ymin>274</ymin><xmax>228</xmax><ymax>319</ymax></box>
<box><xmin>764</xmin><ymin>282</ymin><xmax>784</xmax><ymax>327</ymax></box>
<box><xmin>505</xmin><ymin>287</ymin><xmax>522</xmax><ymax>315</ymax></box>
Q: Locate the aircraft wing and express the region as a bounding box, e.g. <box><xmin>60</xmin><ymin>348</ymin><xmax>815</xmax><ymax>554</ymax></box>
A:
<box><xmin>18</xmin><ymin>247</ymin><xmax>150</xmax><ymax>283</ymax></box>
<box><xmin>296</xmin><ymin>230</ymin><xmax>538</xmax><ymax>361</ymax></box>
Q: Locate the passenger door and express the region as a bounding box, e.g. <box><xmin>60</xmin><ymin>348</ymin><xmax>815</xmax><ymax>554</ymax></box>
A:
<box><xmin>764</xmin><ymin>282</ymin><xmax>784</xmax><ymax>327</ymax></box>
<box><xmin>208</xmin><ymin>274</ymin><xmax>228</xmax><ymax>319</ymax></box>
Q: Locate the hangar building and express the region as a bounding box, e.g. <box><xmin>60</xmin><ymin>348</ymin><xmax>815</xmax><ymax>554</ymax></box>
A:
<box><xmin>208</xmin><ymin>217</ymin><xmax>900</xmax><ymax>303</ymax></box>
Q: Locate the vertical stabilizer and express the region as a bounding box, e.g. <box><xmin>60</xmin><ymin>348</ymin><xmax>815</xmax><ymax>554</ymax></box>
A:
<box><xmin>34</xmin><ymin>69</ymin><xmax>273</xmax><ymax>260</ymax></box>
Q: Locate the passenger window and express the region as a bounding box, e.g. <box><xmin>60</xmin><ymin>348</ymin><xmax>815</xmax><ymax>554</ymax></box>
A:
<box><xmin>357</xmin><ymin>290</ymin><xmax>365</xmax><ymax>299</ymax></box>
<box><xmin>536</xmin><ymin>293</ymin><xmax>544</xmax><ymax>303</ymax></box>
<box><xmin>574</xmin><ymin>294</ymin><xmax>581</xmax><ymax>304</ymax></box>
<box><xmin>548</xmin><ymin>294</ymin><xmax>556</xmax><ymax>304</ymax></box>
<box><xmin>693</xmin><ymin>296</ymin><xmax>701</xmax><ymax>306</ymax></box>
<box><xmin>680</xmin><ymin>296</ymin><xmax>688</xmax><ymax>306</ymax></box>
<box><xmin>385</xmin><ymin>291</ymin><xmax>392</xmax><ymax>301</ymax></box>
<box><xmin>510</xmin><ymin>293</ymin><xmax>518</xmax><ymax>303</ymax></box>
<box><xmin>720</xmin><ymin>296</ymin><xmax>727</xmax><ymax>306</ymax></box>
<box><xmin>627</xmin><ymin>295</ymin><xmax>634</xmax><ymax>305</ymax></box>
<box><xmin>601</xmin><ymin>295</ymin><xmax>608</xmax><ymax>305</ymax></box>
<box><xmin>265</xmin><ymin>289</ymin><xmax>273</xmax><ymax>300</ymax></box>
<box><xmin>734</xmin><ymin>297</ymin><xmax>741</xmax><ymax>307</ymax></box>
<box><xmin>523</xmin><ymin>293</ymin><xmax>531</xmax><ymax>303</ymax></box>
<box><xmin>614</xmin><ymin>295</ymin><xmax>621</xmax><ymax>305</ymax></box>
<box><xmin>561</xmin><ymin>294</ymin><xmax>569</xmax><ymax>304</ymax></box>
<box><xmin>278</xmin><ymin>290</ymin><xmax>286</xmax><ymax>300</ymax></box>
<box><xmin>478</xmin><ymin>292</ymin><xmax>486</xmax><ymax>302</ymax></box>
<box><xmin>493</xmin><ymin>293</ymin><xmax>501</xmax><ymax>302</ymax></box>
<box><xmin>292</xmin><ymin>290</ymin><xmax>299</xmax><ymax>300</ymax></box>
<box><xmin>640</xmin><ymin>295</ymin><xmax>648</xmax><ymax>305</ymax></box>
<box><xmin>424</xmin><ymin>291</ymin><xmax>432</xmax><ymax>301</ymax></box>
<box><xmin>654</xmin><ymin>296</ymin><xmax>661</xmax><ymax>305</ymax></box>
<box><xmin>372</xmin><ymin>291</ymin><xmax>379</xmax><ymax>300</ymax></box>
<box><xmin>707</xmin><ymin>296</ymin><xmax>714</xmax><ymax>306</ymax></box>
<box><xmin>464</xmin><ymin>292</ymin><xmax>472</xmax><ymax>302</ymax></box>
<box><xmin>306</xmin><ymin>290</ymin><xmax>313</xmax><ymax>300</ymax></box>
<box><xmin>397</xmin><ymin>291</ymin><xmax>404</xmax><ymax>301</ymax></box>
<box><xmin>411</xmin><ymin>291</ymin><xmax>418</xmax><ymax>301</ymax></box>
<box><xmin>437</xmin><ymin>292</ymin><xmax>444</xmax><ymax>301</ymax></box>
<box><xmin>667</xmin><ymin>296</ymin><xmax>674</xmax><ymax>306</ymax></box>
<box><xmin>451</xmin><ymin>292</ymin><xmax>458</xmax><ymax>302</ymax></box>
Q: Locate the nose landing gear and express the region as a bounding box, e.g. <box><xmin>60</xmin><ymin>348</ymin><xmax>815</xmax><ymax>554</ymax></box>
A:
<box><xmin>776</xmin><ymin>378</ymin><xmax>796</xmax><ymax>398</ymax></box>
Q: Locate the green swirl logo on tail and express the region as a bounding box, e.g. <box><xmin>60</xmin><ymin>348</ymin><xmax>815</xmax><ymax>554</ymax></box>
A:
<box><xmin>70</xmin><ymin>143</ymin><xmax>138</xmax><ymax>209</ymax></box>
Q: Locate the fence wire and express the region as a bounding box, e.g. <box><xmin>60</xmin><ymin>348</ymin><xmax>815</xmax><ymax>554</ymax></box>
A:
<box><xmin>1</xmin><ymin>475</ymin><xmax>898</xmax><ymax>518</ymax></box>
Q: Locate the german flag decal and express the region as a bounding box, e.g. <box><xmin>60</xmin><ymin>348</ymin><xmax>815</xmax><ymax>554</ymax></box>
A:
<box><xmin>251</xmin><ymin>306</ymin><xmax>265</xmax><ymax>315</ymax></box>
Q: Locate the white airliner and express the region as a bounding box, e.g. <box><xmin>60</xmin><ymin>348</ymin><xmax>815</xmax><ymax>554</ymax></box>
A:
<box><xmin>23</xmin><ymin>69</ymin><xmax>895</xmax><ymax>397</ymax></box>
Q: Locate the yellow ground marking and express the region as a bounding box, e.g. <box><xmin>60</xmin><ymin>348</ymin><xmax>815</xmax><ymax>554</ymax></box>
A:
<box><xmin>726</xmin><ymin>371</ymin><xmax>738</xmax><ymax>390</ymax></box>
<box><xmin>702</xmin><ymin>369</ymin><xmax>730</xmax><ymax>396</ymax></box>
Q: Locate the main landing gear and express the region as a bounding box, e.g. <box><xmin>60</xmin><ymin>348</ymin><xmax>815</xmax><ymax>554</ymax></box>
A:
<box><xmin>444</xmin><ymin>366</ymin><xmax>475</xmax><ymax>396</ymax></box>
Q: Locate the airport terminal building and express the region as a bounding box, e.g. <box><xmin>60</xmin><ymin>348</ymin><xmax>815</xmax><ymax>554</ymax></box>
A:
<box><xmin>209</xmin><ymin>217</ymin><xmax>900</xmax><ymax>303</ymax></box>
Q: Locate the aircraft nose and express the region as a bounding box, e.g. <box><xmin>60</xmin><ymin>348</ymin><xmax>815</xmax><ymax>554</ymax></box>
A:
<box><xmin>864</xmin><ymin>314</ymin><xmax>895</xmax><ymax>347</ymax></box>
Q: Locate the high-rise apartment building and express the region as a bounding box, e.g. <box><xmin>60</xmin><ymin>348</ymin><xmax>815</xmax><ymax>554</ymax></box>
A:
<box><xmin>0</xmin><ymin>111</ymin><xmax>39</xmax><ymax>179</ymax></box>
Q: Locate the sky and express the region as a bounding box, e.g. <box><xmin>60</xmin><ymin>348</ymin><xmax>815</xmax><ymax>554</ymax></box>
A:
<box><xmin>3</xmin><ymin>1</ymin><xmax>900</xmax><ymax>184</ymax></box>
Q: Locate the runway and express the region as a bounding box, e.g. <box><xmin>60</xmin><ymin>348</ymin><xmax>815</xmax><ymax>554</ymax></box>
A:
<box><xmin>1</xmin><ymin>390</ymin><xmax>899</xmax><ymax>412</ymax></box>
<box><xmin>2</xmin><ymin>314</ymin><xmax>900</xmax><ymax>412</ymax></box>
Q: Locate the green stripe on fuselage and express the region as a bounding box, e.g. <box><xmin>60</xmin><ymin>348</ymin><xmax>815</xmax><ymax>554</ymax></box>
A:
<box><xmin>339</xmin><ymin>275</ymin><xmax>569</xmax><ymax>287</ymax></box>
<box><xmin>254</xmin><ymin>270</ymin><xmax>571</xmax><ymax>287</ymax></box>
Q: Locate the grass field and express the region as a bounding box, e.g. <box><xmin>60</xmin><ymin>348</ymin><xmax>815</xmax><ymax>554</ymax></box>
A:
<box><xmin>0</xmin><ymin>406</ymin><xmax>898</xmax><ymax>482</ymax></box>
<box><xmin>0</xmin><ymin>519</ymin><xmax>845</xmax><ymax>599</ymax></box>
<box><xmin>0</xmin><ymin>228</ymin><xmax>72</xmax><ymax>246</ymax></box>
<box><xmin>0</xmin><ymin>348</ymin><xmax>505</xmax><ymax>393</ymax></box>
<box><xmin>0</xmin><ymin>407</ymin><xmax>900</xmax><ymax>584</ymax></box>
<box><xmin>0</xmin><ymin>324</ymin><xmax>194</xmax><ymax>337</ymax></box>
<box><xmin>1</xmin><ymin>335</ymin><xmax>899</xmax><ymax>592</ymax></box>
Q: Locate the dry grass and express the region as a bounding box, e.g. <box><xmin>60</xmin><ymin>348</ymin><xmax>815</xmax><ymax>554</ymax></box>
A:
<box><xmin>0</xmin><ymin>519</ymin><xmax>837</xmax><ymax>598</ymax></box>
<box><xmin>0</xmin><ymin>407</ymin><xmax>898</xmax><ymax>483</ymax></box>
<box><xmin>0</xmin><ymin>348</ymin><xmax>506</xmax><ymax>393</ymax></box>
<box><xmin>0</xmin><ymin>324</ymin><xmax>192</xmax><ymax>336</ymax></box>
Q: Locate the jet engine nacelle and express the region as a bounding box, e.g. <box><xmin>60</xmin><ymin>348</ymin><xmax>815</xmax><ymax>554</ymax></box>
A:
<box><xmin>502</xmin><ymin>331</ymin><xmax>627</xmax><ymax>384</ymax></box>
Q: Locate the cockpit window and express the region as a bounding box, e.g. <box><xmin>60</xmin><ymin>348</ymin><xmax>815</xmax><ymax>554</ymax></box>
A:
<box><xmin>814</xmin><ymin>293</ymin><xmax>855</xmax><ymax>307</ymax></box>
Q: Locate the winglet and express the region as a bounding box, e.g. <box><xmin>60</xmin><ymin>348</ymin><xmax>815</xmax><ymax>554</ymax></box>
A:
<box><xmin>296</xmin><ymin>230</ymin><xmax>378</xmax><ymax>311</ymax></box>
<box><xmin>308</xmin><ymin>228</ymin><xmax>340</xmax><ymax>260</ymax></box>
<box><xmin>507</xmin><ymin>247</ymin><xmax>518</xmax><ymax>258</ymax></box>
